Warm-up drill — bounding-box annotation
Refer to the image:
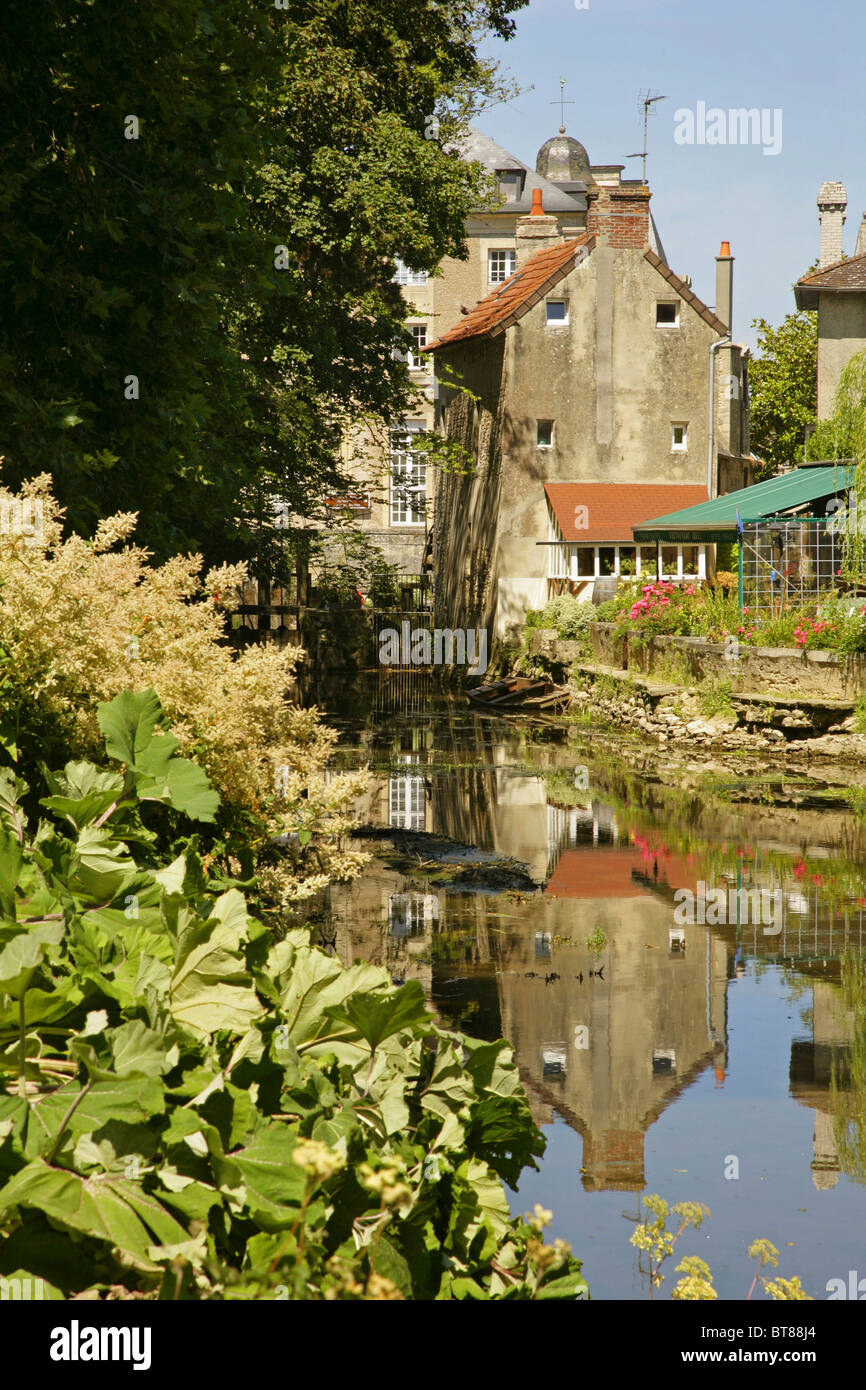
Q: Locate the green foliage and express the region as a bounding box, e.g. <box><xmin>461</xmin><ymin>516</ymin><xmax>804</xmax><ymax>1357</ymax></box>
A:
<box><xmin>698</xmin><ymin>680</ymin><xmax>734</xmax><ymax>718</ymax></box>
<box><xmin>0</xmin><ymin>690</ymin><xmax>588</xmax><ymax>1301</ymax></box>
<box><xmin>524</xmin><ymin>597</ymin><xmax>596</xmax><ymax>641</ymax></box>
<box><xmin>749</xmin><ymin>310</ymin><xmax>818</xmax><ymax>479</ymax></box>
<box><xmin>631</xmin><ymin>1197</ymin><xmax>811</xmax><ymax>1301</ymax></box>
<box><xmin>585</xmin><ymin>924</ymin><xmax>607</xmax><ymax>955</ymax></box>
<box><xmin>0</xmin><ymin>0</ymin><xmax>524</xmax><ymax>573</ymax></box>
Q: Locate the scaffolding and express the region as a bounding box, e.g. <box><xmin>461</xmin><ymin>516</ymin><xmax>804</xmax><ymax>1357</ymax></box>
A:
<box><xmin>738</xmin><ymin>517</ymin><xmax>844</xmax><ymax>618</ymax></box>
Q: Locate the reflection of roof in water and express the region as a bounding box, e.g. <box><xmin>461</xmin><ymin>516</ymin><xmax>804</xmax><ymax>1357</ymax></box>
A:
<box><xmin>545</xmin><ymin>847</ymin><xmax>698</xmax><ymax>899</ymax></box>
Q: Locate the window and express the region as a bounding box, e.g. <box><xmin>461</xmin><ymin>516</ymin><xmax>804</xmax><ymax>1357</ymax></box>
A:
<box><xmin>639</xmin><ymin>545</ymin><xmax>658</xmax><ymax>576</ymax></box>
<box><xmin>497</xmin><ymin>170</ymin><xmax>524</xmax><ymax>203</ymax></box>
<box><xmin>390</xmin><ymin>424</ymin><xmax>427</xmax><ymax>526</ymax></box>
<box><xmin>577</xmin><ymin>548</ymin><xmax>595</xmax><ymax>577</ymax></box>
<box><xmin>537</xmin><ymin>420</ymin><xmax>554</xmax><ymax>449</ymax></box>
<box><xmin>681</xmin><ymin>545</ymin><xmax>699</xmax><ymax>576</ymax></box>
<box><xmin>546</xmin><ymin>300</ymin><xmax>568</xmax><ymax>325</ymax></box>
<box><xmin>407</xmin><ymin>323</ymin><xmax>428</xmax><ymax>369</ymax></box>
<box><xmin>598</xmin><ymin>547</ymin><xmax>616</xmax><ymax>577</ymax></box>
<box><xmin>661</xmin><ymin>545</ymin><xmax>678</xmax><ymax>576</ymax></box>
<box><xmin>671</xmin><ymin>422</ymin><xmax>688</xmax><ymax>451</ymax></box>
<box><xmin>489</xmin><ymin>249</ymin><xmax>516</xmax><ymax>284</ymax></box>
<box><xmin>393</xmin><ymin>258</ymin><xmax>428</xmax><ymax>286</ymax></box>
<box><xmin>656</xmin><ymin>302</ymin><xmax>679</xmax><ymax>327</ymax></box>
<box><xmin>389</xmin><ymin>774</ymin><xmax>425</xmax><ymax>830</ymax></box>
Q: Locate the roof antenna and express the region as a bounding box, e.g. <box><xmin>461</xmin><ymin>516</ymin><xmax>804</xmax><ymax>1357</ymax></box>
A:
<box><xmin>627</xmin><ymin>89</ymin><xmax>667</xmax><ymax>183</ymax></box>
<box><xmin>550</xmin><ymin>76</ymin><xmax>575</xmax><ymax>134</ymax></box>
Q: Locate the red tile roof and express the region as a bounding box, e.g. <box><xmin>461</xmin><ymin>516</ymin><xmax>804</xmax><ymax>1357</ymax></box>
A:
<box><xmin>545</xmin><ymin>483</ymin><xmax>709</xmax><ymax>543</ymax></box>
<box><xmin>643</xmin><ymin>250</ymin><xmax>730</xmax><ymax>335</ymax></box>
<box><xmin>797</xmin><ymin>251</ymin><xmax>866</xmax><ymax>292</ymax></box>
<box><xmin>795</xmin><ymin>251</ymin><xmax>866</xmax><ymax>309</ymax></box>
<box><xmin>426</xmin><ymin>234</ymin><xmax>594</xmax><ymax>351</ymax></box>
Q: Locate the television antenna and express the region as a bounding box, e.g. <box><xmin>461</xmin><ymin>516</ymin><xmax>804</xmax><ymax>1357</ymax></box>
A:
<box><xmin>626</xmin><ymin>89</ymin><xmax>667</xmax><ymax>183</ymax></box>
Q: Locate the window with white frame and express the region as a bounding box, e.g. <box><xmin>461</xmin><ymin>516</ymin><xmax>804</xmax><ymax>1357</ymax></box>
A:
<box><xmin>407</xmin><ymin>323</ymin><xmax>428</xmax><ymax>369</ymax></box>
<box><xmin>390</xmin><ymin>424</ymin><xmax>427</xmax><ymax>526</ymax></box>
<box><xmin>389</xmin><ymin>773</ymin><xmax>425</xmax><ymax>830</ymax></box>
<box><xmin>489</xmin><ymin>248</ymin><xmax>516</xmax><ymax>284</ymax></box>
<box><xmin>546</xmin><ymin>300</ymin><xmax>568</xmax><ymax>325</ymax></box>
<box><xmin>671</xmin><ymin>422</ymin><xmax>688</xmax><ymax>451</ymax></box>
<box><xmin>537</xmin><ymin>419</ymin><xmax>554</xmax><ymax>449</ymax></box>
<box><xmin>547</xmin><ymin>542</ymin><xmax>705</xmax><ymax>582</ymax></box>
<box><xmin>393</xmin><ymin>258</ymin><xmax>428</xmax><ymax>286</ymax></box>
<box><xmin>656</xmin><ymin>301</ymin><xmax>680</xmax><ymax>327</ymax></box>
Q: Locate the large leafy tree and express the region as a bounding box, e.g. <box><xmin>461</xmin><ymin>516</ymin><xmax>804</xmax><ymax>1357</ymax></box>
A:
<box><xmin>0</xmin><ymin>0</ymin><xmax>521</xmax><ymax>570</ymax></box>
<box><xmin>748</xmin><ymin>309</ymin><xmax>818</xmax><ymax>480</ymax></box>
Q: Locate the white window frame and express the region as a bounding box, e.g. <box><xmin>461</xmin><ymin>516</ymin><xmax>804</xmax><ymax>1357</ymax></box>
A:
<box><xmin>546</xmin><ymin>300</ymin><xmax>569</xmax><ymax>326</ymax></box>
<box><xmin>671</xmin><ymin>422</ymin><xmax>689</xmax><ymax>452</ymax></box>
<box><xmin>489</xmin><ymin>248</ymin><xmax>517</xmax><ymax>284</ymax></box>
<box><xmin>389</xmin><ymin>773</ymin><xmax>425</xmax><ymax>830</ymax></box>
<box><xmin>393</xmin><ymin>258</ymin><xmax>428</xmax><ymax>286</ymax></box>
<box><xmin>656</xmin><ymin>301</ymin><xmax>680</xmax><ymax>328</ymax></box>
<box><xmin>389</xmin><ymin>423</ymin><xmax>427</xmax><ymax>527</ymax></box>
<box><xmin>406</xmin><ymin>322</ymin><xmax>428</xmax><ymax>370</ymax></box>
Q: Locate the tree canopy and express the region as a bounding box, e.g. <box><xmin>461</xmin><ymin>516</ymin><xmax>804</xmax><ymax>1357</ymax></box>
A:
<box><xmin>748</xmin><ymin>309</ymin><xmax>817</xmax><ymax>480</ymax></box>
<box><xmin>0</xmin><ymin>0</ymin><xmax>523</xmax><ymax>570</ymax></box>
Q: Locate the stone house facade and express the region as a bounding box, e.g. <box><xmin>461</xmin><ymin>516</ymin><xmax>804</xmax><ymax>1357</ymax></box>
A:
<box><xmin>795</xmin><ymin>181</ymin><xmax>866</xmax><ymax>420</ymax></box>
<box><xmin>428</xmin><ymin>139</ymin><xmax>752</xmax><ymax>646</ymax></box>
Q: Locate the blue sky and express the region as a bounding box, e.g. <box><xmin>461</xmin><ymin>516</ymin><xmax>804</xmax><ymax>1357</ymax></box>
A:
<box><xmin>480</xmin><ymin>0</ymin><xmax>865</xmax><ymax>349</ymax></box>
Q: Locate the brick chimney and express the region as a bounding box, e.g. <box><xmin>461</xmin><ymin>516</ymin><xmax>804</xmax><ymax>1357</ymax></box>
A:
<box><xmin>715</xmin><ymin>240</ymin><xmax>734</xmax><ymax>333</ymax></box>
<box><xmin>585</xmin><ymin>183</ymin><xmax>651</xmax><ymax>248</ymax></box>
<box><xmin>856</xmin><ymin>213</ymin><xmax>866</xmax><ymax>258</ymax></box>
<box><xmin>515</xmin><ymin>186</ymin><xmax>561</xmax><ymax>267</ymax></box>
<box><xmin>817</xmin><ymin>181</ymin><xmax>847</xmax><ymax>267</ymax></box>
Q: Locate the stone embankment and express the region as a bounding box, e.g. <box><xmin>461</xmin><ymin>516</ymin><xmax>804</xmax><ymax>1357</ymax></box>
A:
<box><xmin>525</xmin><ymin>628</ymin><xmax>866</xmax><ymax>762</ymax></box>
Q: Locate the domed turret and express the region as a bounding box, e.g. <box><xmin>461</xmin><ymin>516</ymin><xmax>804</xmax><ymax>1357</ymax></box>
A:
<box><xmin>536</xmin><ymin>130</ymin><xmax>593</xmax><ymax>188</ymax></box>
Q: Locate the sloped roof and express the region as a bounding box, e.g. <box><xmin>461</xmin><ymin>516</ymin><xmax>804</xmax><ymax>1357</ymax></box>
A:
<box><xmin>455</xmin><ymin>126</ymin><xmax>587</xmax><ymax>214</ymax></box>
<box><xmin>795</xmin><ymin>251</ymin><xmax>866</xmax><ymax>309</ymax></box>
<box><xmin>427</xmin><ymin>235</ymin><xmax>594</xmax><ymax>351</ymax></box>
<box><xmin>545</xmin><ymin>483</ymin><xmax>708</xmax><ymax>543</ymax></box>
<box><xmin>632</xmin><ymin>464</ymin><xmax>855</xmax><ymax>542</ymax></box>
<box><xmin>644</xmin><ymin>250</ymin><xmax>730</xmax><ymax>335</ymax></box>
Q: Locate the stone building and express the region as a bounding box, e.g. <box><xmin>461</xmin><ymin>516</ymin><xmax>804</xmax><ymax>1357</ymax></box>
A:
<box><xmin>336</xmin><ymin>128</ymin><xmax>589</xmax><ymax>575</ymax></box>
<box><xmin>795</xmin><ymin>181</ymin><xmax>866</xmax><ymax>420</ymax></box>
<box><xmin>428</xmin><ymin>129</ymin><xmax>753</xmax><ymax>646</ymax></box>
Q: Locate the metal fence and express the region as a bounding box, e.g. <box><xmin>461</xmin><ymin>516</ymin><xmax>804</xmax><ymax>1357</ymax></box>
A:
<box><xmin>739</xmin><ymin>518</ymin><xmax>844</xmax><ymax>618</ymax></box>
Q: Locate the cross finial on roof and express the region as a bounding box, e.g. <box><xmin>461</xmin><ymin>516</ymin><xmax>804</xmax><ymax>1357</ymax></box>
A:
<box><xmin>550</xmin><ymin>77</ymin><xmax>574</xmax><ymax>134</ymax></box>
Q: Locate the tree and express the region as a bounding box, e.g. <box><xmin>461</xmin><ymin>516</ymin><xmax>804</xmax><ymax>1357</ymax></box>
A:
<box><xmin>748</xmin><ymin>309</ymin><xmax>817</xmax><ymax>479</ymax></box>
<box><xmin>0</xmin><ymin>0</ymin><xmax>522</xmax><ymax>571</ymax></box>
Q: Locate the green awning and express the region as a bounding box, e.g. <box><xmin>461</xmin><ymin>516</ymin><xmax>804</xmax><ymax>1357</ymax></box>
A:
<box><xmin>632</xmin><ymin>464</ymin><xmax>855</xmax><ymax>543</ymax></box>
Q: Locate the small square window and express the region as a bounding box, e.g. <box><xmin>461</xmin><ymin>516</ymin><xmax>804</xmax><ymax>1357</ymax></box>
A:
<box><xmin>546</xmin><ymin>300</ymin><xmax>568</xmax><ymax>325</ymax></box>
<box><xmin>656</xmin><ymin>302</ymin><xmax>679</xmax><ymax>326</ymax></box>
<box><xmin>537</xmin><ymin>420</ymin><xmax>554</xmax><ymax>448</ymax></box>
<box><xmin>671</xmin><ymin>423</ymin><xmax>688</xmax><ymax>451</ymax></box>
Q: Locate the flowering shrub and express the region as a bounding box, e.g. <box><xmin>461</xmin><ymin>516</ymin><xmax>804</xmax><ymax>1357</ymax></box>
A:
<box><xmin>0</xmin><ymin>475</ymin><xmax>368</xmax><ymax>900</ymax></box>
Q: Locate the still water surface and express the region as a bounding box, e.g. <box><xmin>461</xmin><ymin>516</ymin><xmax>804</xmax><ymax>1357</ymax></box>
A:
<box><xmin>326</xmin><ymin>694</ymin><xmax>866</xmax><ymax>1301</ymax></box>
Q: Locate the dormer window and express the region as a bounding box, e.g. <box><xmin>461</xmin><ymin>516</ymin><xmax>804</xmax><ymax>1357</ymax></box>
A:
<box><xmin>393</xmin><ymin>258</ymin><xmax>428</xmax><ymax>286</ymax></box>
<box><xmin>497</xmin><ymin>169</ymin><xmax>525</xmax><ymax>203</ymax></box>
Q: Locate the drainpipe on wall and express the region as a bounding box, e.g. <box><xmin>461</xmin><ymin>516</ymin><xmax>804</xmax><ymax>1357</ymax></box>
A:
<box><xmin>707</xmin><ymin>335</ymin><xmax>731</xmax><ymax>499</ymax></box>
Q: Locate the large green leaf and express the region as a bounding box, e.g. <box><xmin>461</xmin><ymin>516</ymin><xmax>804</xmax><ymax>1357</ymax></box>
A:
<box><xmin>221</xmin><ymin>1127</ymin><xmax>308</xmax><ymax>1231</ymax></box>
<box><xmin>97</xmin><ymin>690</ymin><xmax>219</xmax><ymax>822</ymax></box>
<box><xmin>0</xmin><ymin>1159</ymin><xmax>189</xmax><ymax>1267</ymax></box>
<box><xmin>97</xmin><ymin>690</ymin><xmax>165</xmax><ymax>770</ymax></box>
<box><xmin>0</xmin><ymin>921</ymin><xmax>64</xmax><ymax>998</ymax></box>
<box><xmin>324</xmin><ymin>979</ymin><xmax>429</xmax><ymax>1052</ymax></box>
<box><xmin>169</xmin><ymin>891</ymin><xmax>264</xmax><ymax>1038</ymax></box>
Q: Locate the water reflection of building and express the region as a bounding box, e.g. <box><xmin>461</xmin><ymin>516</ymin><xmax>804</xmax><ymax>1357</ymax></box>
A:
<box><xmin>790</xmin><ymin>980</ymin><xmax>856</xmax><ymax>1191</ymax></box>
<box><xmin>497</xmin><ymin>839</ymin><xmax>730</xmax><ymax>1191</ymax></box>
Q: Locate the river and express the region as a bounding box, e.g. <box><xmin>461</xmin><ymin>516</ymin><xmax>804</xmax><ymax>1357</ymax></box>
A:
<box><xmin>322</xmin><ymin>686</ymin><xmax>866</xmax><ymax>1301</ymax></box>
